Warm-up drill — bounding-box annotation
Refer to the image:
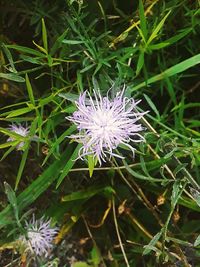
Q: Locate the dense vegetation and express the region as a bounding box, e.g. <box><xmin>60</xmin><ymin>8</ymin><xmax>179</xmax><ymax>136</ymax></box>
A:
<box><xmin>0</xmin><ymin>0</ymin><xmax>200</xmax><ymax>266</ymax></box>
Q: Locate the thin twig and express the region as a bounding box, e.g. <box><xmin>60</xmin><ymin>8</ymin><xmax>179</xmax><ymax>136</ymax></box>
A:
<box><xmin>69</xmin><ymin>163</ymin><xmax>138</xmax><ymax>172</ymax></box>
<box><xmin>112</xmin><ymin>197</ymin><xmax>130</xmax><ymax>267</ymax></box>
<box><xmin>83</xmin><ymin>216</ymin><xmax>107</xmax><ymax>267</ymax></box>
<box><xmin>113</xmin><ymin>158</ymin><xmax>164</xmax><ymax>227</ymax></box>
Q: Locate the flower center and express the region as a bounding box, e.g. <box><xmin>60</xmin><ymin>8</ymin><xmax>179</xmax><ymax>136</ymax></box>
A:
<box><xmin>28</xmin><ymin>230</ymin><xmax>43</xmax><ymax>243</ymax></box>
<box><xmin>91</xmin><ymin>110</ymin><xmax>118</xmax><ymax>139</ymax></box>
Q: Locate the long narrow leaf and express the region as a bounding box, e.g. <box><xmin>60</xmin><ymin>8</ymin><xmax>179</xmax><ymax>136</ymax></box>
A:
<box><xmin>15</xmin><ymin>118</ymin><xmax>38</xmax><ymax>189</ymax></box>
<box><xmin>42</xmin><ymin>18</ymin><xmax>48</xmax><ymax>52</ymax></box>
<box><xmin>6</xmin><ymin>45</ymin><xmax>44</xmax><ymax>57</ymax></box>
<box><xmin>25</xmin><ymin>74</ymin><xmax>35</xmax><ymax>106</ymax></box>
<box><xmin>0</xmin><ymin>73</ymin><xmax>25</xmax><ymax>82</ymax></box>
<box><xmin>139</xmin><ymin>0</ymin><xmax>147</xmax><ymax>40</ymax></box>
<box><xmin>147</xmin><ymin>11</ymin><xmax>171</xmax><ymax>45</ymax></box>
<box><xmin>56</xmin><ymin>144</ymin><xmax>81</xmax><ymax>188</ymax></box>
<box><xmin>130</xmin><ymin>53</ymin><xmax>200</xmax><ymax>92</ymax></box>
<box><xmin>0</xmin><ymin>145</ymin><xmax>76</xmax><ymax>228</ymax></box>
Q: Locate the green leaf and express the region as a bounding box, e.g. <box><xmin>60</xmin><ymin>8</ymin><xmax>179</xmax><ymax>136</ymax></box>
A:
<box><xmin>189</xmin><ymin>187</ymin><xmax>200</xmax><ymax>207</ymax></box>
<box><xmin>62</xmin><ymin>186</ymin><xmax>114</xmax><ymax>202</ymax></box>
<box><xmin>50</xmin><ymin>30</ymin><xmax>68</xmax><ymax>56</ymax></box>
<box><xmin>194</xmin><ymin>235</ymin><xmax>200</xmax><ymax>247</ymax></box>
<box><xmin>88</xmin><ymin>155</ymin><xmax>97</xmax><ymax>177</ymax></box>
<box><xmin>47</xmin><ymin>54</ymin><xmax>53</xmax><ymax>66</ymax></box>
<box><xmin>25</xmin><ymin>74</ymin><xmax>35</xmax><ymax>105</ymax></box>
<box><xmin>178</xmin><ymin>196</ymin><xmax>200</xmax><ymax>212</ymax></box>
<box><xmin>33</xmin><ymin>41</ymin><xmax>47</xmax><ymax>55</ymax></box>
<box><xmin>0</xmin><ymin>146</ymin><xmax>74</xmax><ymax>228</ymax></box>
<box><xmin>143</xmin><ymin>230</ymin><xmax>162</xmax><ymax>255</ymax></box>
<box><xmin>4</xmin><ymin>182</ymin><xmax>19</xmax><ymax>222</ymax></box>
<box><xmin>0</xmin><ymin>140</ymin><xmax>19</xmax><ymax>149</ymax></box>
<box><xmin>39</xmin><ymin>94</ymin><xmax>55</xmax><ymax>106</ymax></box>
<box><xmin>72</xmin><ymin>262</ymin><xmax>90</xmax><ymax>267</ymax></box>
<box><xmin>20</xmin><ymin>55</ymin><xmax>44</xmax><ymax>64</ymax></box>
<box><xmin>166</xmin><ymin>236</ymin><xmax>193</xmax><ymax>247</ymax></box>
<box><xmin>149</xmin><ymin>28</ymin><xmax>191</xmax><ymax>50</ymax></box>
<box><xmin>58</xmin><ymin>92</ymin><xmax>79</xmax><ymax>102</ymax></box>
<box><xmin>140</xmin><ymin>155</ymin><xmax>151</xmax><ymax>178</ymax></box>
<box><xmin>164</xmin><ymin>76</ymin><xmax>176</xmax><ymax>104</ymax></box>
<box><xmin>91</xmin><ymin>246</ymin><xmax>101</xmax><ymax>266</ymax></box>
<box><xmin>148</xmin><ymin>42</ymin><xmax>170</xmax><ymax>50</ymax></box>
<box><xmin>2</xmin><ymin>43</ymin><xmax>17</xmax><ymax>73</ymax></box>
<box><xmin>6</xmin><ymin>107</ymin><xmax>34</xmax><ymax>118</ymax></box>
<box><xmin>42</xmin><ymin>18</ymin><xmax>48</xmax><ymax>52</ymax></box>
<box><xmin>56</xmin><ymin>144</ymin><xmax>81</xmax><ymax>188</ymax></box>
<box><xmin>62</xmin><ymin>39</ymin><xmax>84</xmax><ymax>44</ymax></box>
<box><xmin>80</xmin><ymin>63</ymin><xmax>96</xmax><ymax>73</ymax></box>
<box><xmin>15</xmin><ymin>143</ymin><xmax>30</xmax><ymax>190</ymax></box>
<box><xmin>1</xmin><ymin>145</ymin><xmax>17</xmax><ymax>161</ymax></box>
<box><xmin>147</xmin><ymin>11</ymin><xmax>171</xmax><ymax>45</ymax></box>
<box><xmin>15</xmin><ymin>119</ymin><xmax>37</xmax><ymax>190</ymax></box>
<box><xmin>136</xmin><ymin>51</ymin><xmax>144</xmax><ymax>76</ymax></box>
<box><xmin>6</xmin><ymin>45</ymin><xmax>44</xmax><ymax>57</ymax></box>
<box><xmin>0</xmin><ymin>73</ymin><xmax>25</xmax><ymax>82</ymax></box>
<box><xmin>0</xmin><ymin>127</ymin><xmax>26</xmax><ymax>140</ymax></box>
<box><xmin>171</xmin><ymin>180</ymin><xmax>184</xmax><ymax>208</ymax></box>
<box><xmin>42</xmin><ymin>125</ymin><xmax>76</xmax><ymax>166</ymax></box>
<box><xmin>136</xmin><ymin>25</ymin><xmax>146</xmax><ymax>43</ymax></box>
<box><xmin>130</xmin><ymin>53</ymin><xmax>200</xmax><ymax>92</ymax></box>
<box><xmin>123</xmin><ymin>160</ymin><xmax>165</xmax><ymax>182</ymax></box>
<box><xmin>4</xmin><ymin>182</ymin><xmax>17</xmax><ymax>209</ymax></box>
<box><xmin>139</xmin><ymin>0</ymin><xmax>147</xmax><ymax>40</ymax></box>
<box><xmin>143</xmin><ymin>94</ymin><xmax>160</xmax><ymax>118</ymax></box>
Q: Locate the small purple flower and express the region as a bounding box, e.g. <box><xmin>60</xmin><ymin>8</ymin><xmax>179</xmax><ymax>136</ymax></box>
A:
<box><xmin>7</xmin><ymin>123</ymin><xmax>29</xmax><ymax>150</ymax></box>
<box><xmin>21</xmin><ymin>215</ymin><xmax>58</xmax><ymax>257</ymax></box>
<box><xmin>68</xmin><ymin>87</ymin><xmax>147</xmax><ymax>164</ymax></box>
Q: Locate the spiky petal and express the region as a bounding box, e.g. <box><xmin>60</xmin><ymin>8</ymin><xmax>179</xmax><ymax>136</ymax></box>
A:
<box><xmin>68</xmin><ymin>88</ymin><xmax>147</xmax><ymax>164</ymax></box>
<box><xmin>21</xmin><ymin>215</ymin><xmax>58</xmax><ymax>257</ymax></box>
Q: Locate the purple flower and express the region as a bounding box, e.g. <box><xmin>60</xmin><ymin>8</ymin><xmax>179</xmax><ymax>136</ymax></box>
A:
<box><xmin>21</xmin><ymin>215</ymin><xmax>58</xmax><ymax>257</ymax></box>
<box><xmin>7</xmin><ymin>123</ymin><xmax>29</xmax><ymax>150</ymax></box>
<box><xmin>68</xmin><ymin>87</ymin><xmax>147</xmax><ymax>164</ymax></box>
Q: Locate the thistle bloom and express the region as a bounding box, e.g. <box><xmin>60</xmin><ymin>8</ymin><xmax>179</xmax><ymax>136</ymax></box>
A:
<box><xmin>68</xmin><ymin>88</ymin><xmax>147</xmax><ymax>164</ymax></box>
<box><xmin>21</xmin><ymin>215</ymin><xmax>58</xmax><ymax>257</ymax></box>
<box><xmin>7</xmin><ymin>123</ymin><xmax>29</xmax><ymax>150</ymax></box>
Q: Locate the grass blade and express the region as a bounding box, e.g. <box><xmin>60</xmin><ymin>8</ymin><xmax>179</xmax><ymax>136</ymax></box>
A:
<box><xmin>0</xmin><ymin>145</ymin><xmax>75</xmax><ymax>228</ymax></box>
<box><xmin>25</xmin><ymin>74</ymin><xmax>35</xmax><ymax>106</ymax></box>
<box><xmin>56</xmin><ymin>144</ymin><xmax>81</xmax><ymax>188</ymax></box>
<box><xmin>139</xmin><ymin>0</ymin><xmax>148</xmax><ymax>40</ymax></box>
<box><xmin>0</xmin><ymin>73</ymin><xmax>25</xmax><ymax>82</ymax></box>
<box><xmin>42</xmin><ymin>18</ymin><xmax>48</xmax><ymax>52</ymax></box>
<box><xmin>130</xmin><ymin>53</ymin><xmax>200</xmax><ymax>92</ymax></box>
<box><xmin>147</xmin><ymin>11</ymin><xmax>171</xmax><ymax>45</ymax></box>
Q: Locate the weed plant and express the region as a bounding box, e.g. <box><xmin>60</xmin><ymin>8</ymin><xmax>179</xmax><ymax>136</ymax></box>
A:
<box><xmin>0</xmin><ymin>0</ymin><xmax>200</xmax><ymax>266</ymax></box>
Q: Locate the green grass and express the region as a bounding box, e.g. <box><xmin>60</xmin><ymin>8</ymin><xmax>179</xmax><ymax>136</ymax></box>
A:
<box><xmin>0</xmin><ymin>0</ymin><xmax>200</xmax><ymax>266</ymax></box>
